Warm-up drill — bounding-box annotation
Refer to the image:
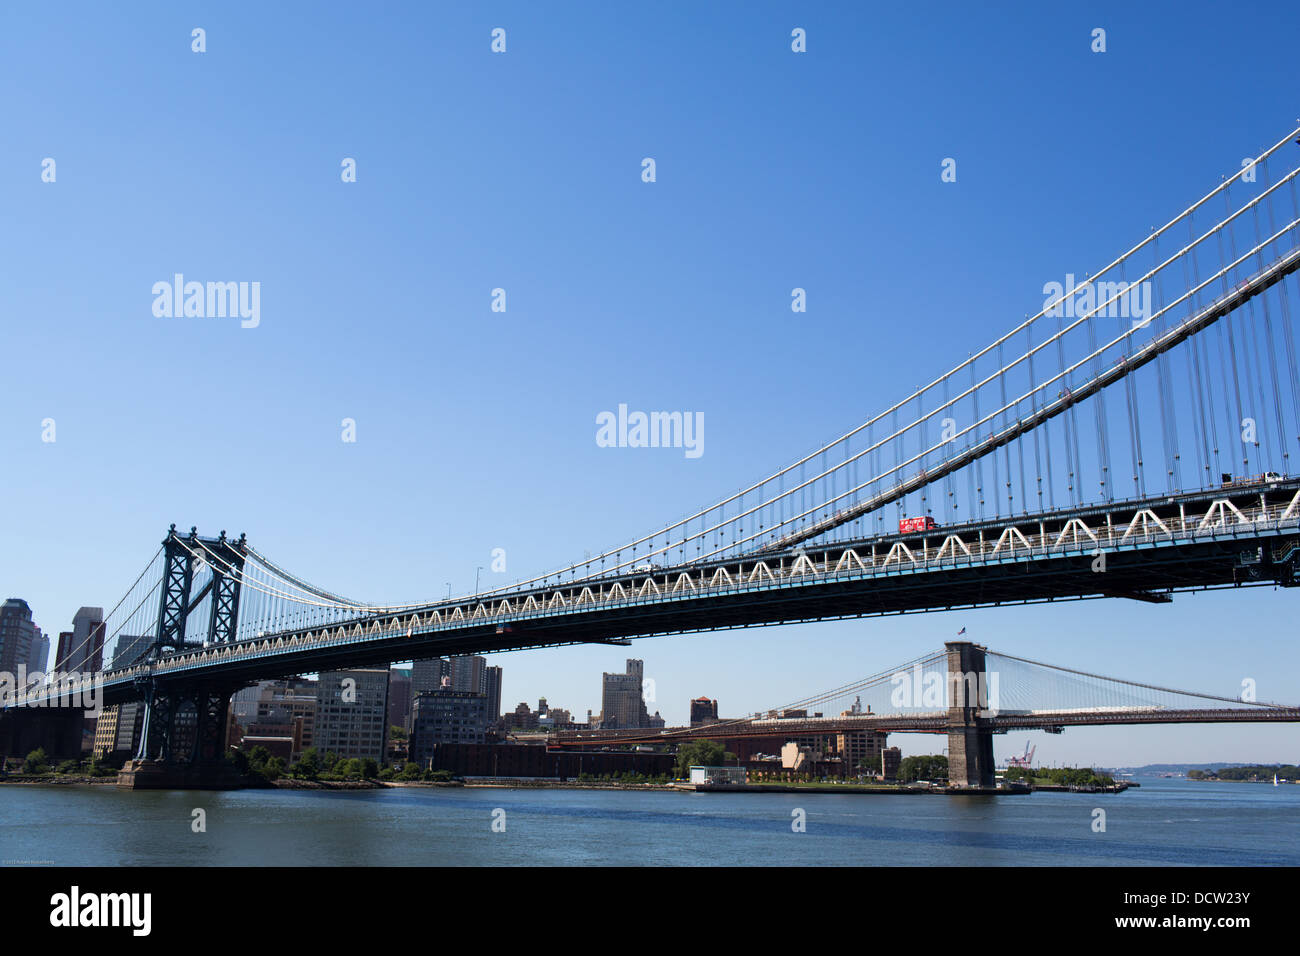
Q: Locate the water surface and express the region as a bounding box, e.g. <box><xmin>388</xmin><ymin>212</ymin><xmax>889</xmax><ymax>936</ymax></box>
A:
<box><xmin>2</xmin><ymin>778</ymin><xmax>1295</xmax><ymax>866</ymax></box>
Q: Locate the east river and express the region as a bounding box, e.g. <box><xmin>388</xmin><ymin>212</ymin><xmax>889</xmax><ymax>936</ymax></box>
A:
<box><xmin>3</xmin><ymin>777</ymin><xmax>1297</xmax><ymax>866</ymax></box>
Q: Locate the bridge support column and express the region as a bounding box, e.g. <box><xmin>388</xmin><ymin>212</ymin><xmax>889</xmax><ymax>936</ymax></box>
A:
<box><xmin>119</xmin><ymin>683</ymin><xmax>241</xmax><ymax>789</ymax></box>
<box><xmin>119</xmin><ymin>525</ymin><xmax>250</xmax><ymax>789</ymax></box>
<box><xmin>945</xmin><ymin>641</ymin><xmax>995</xmax><ymax>789</ymax></box>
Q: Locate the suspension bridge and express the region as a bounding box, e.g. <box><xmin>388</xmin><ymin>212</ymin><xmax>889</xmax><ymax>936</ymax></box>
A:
<box><xmin>6</xmin><ymin>126</ymin><xmax>1300</xmax><ymax>786</ymax></box>
<box><xmin>549</xmin><ymin>641</ymin><xmax>1300</xmax><ymax>786</ymax></box>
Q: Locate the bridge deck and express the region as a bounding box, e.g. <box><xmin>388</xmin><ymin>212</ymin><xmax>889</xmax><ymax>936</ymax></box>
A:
<box><xmin>9</xmin><ymin>480</ymin><xmax>1300</xmax><ymax>710</ymax></box>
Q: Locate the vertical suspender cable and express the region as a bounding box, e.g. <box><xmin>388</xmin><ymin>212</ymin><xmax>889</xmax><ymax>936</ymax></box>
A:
<box><xmin>1056</xmin><ymin>312</ymin><xmax>1078</xmax><ymax>506</ymax></box>
<box><xmin>1250</xmin><ymin>161</ymin><xmax>1291</xmax><ymax>471</ymax></box>
<box><xmin>1084</xmin><ymin>275</ymin><xmax>1114</xmax><ymax>500</ymax></box>
<box><xmin>1224</xmin><ymin>184</ymin><xmax>1262</xmax><ymax>475</ymax></box>
<box><xmin>971</xmin><ymin>359</ymin><xmax>984</xmax><ymax>518</ymax></box>
<box><xmin>1026</xmin><ymin>320</ymin><xmax>1045</xmax><ymax>512</ymax></box>
<box><xmin>997</xmin><ymin>341</ymin><xmax>1011</xmax><ymax>515</ymax></box>
<box><xmin>1269</xmin><ymin>167</ymin><xmax>1300</xmax><ymax>466</ymax></box>
<box><xmin>1215</xmin><ymin>188</ymin><xmax>1250</xmax><ymax>476</ymax></box>
<box><xmin>1141</xmin><ymin>241</ymin><xmax>1179</xmax><ymax>492</ymax></box>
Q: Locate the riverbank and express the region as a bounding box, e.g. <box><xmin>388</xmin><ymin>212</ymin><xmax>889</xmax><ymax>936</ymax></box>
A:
<box><xmin>458</xmin><ymin>780</ymin><xmax>678</xmax><ymax>792</ymax></box>
<box><xmin>271</xmin><ymin>778</ymin><xmax>388</xmax><ymax>790</ymax></box>
<box><xmin>0</xmin><ymin>775</ymin><xmax>678</xmax><ymax>792</ymax></box>
<box><xmin>0</xmin><ymin>774</ymin><xmax>1136</xmax><ymax>794</ymax></box>
<box><xmin>687</xmin><ymin>782</ymin><xmax>1030</xmax><ymax>796</ymax></box>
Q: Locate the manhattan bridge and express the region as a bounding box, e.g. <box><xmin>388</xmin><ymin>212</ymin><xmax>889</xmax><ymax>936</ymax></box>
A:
<box><xmin>8</xmin><ymin>127</ymin><xmax>1300</xmax><ymax>787</ymax></box>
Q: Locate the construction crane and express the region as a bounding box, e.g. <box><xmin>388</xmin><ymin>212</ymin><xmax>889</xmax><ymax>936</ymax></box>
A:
<box><xmin>1006</xmin><ymin>740</ymin><xmax>1036</xmax><ymax>769</ymax></box>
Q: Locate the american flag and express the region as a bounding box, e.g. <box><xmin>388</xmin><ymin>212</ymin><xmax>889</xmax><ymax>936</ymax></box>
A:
<box><xmin>956</xmin><ymin>626</ymin><xmax>966</xmax><ymax>635</ymax></box>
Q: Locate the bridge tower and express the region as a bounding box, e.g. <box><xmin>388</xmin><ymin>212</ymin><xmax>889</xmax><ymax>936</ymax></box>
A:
<box><xmin>122</xmin><ymin>526</ymin><xmax>248</xmax><ymax>788</ymax></box>
<box><xmin>945</xmin><ymin>641</ymin><xmax>995</xmax><ymax>789</ymax></box>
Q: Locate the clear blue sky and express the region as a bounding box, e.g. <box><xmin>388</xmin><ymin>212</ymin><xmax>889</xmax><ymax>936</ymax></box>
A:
<box><xmin>2</xmin><ymin>2</ymin><xmax>1298</xmax><ymax>766</ymax></box>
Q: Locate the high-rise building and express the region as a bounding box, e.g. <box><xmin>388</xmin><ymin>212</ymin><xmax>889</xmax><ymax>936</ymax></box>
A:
<box><xmin>690</xmin><ymin>697</ymin><xmax>719</xmax><ymax>726</ymax></box>
<box><xmin>483</xmin><ymin>665</ymin><xmax>502</xmax><ymax>721</ymax></box>
<box><xmin>450</xmin><ymin>655</ymin><xmax>487</xmax><ymax>694</ymax></box>
<box><xmin>56</xmin><ymin>607</ymin><xmax>105</xmax><ymax>673</ymax></box>
<box><xmin>93</xmin><ymin>702</ymin><xmax>144</xmax><ymax>760</ymax></box>
<box><xmin>27</xmin><ymin>625</ymin><xmax>49</xmax><ymax>673</ymax></box>
<box><xmin>0</xmin><ymin>599</ymin><xmax>36</xmax><ymax>675</ymax></box>
<box><xmin>111</xmin><ymin>634</ymin><xmax>153</xmax><ymax>670</ymax></box>
<box><xmin>600</xmin><ymin>659</ymin><xmax>649</xmax><ymax>730</ymax></box>
<box><xmin>55</xmin><ymin>632</ymin><xmax>73</xmax><ymax>671</ymax></box>
<box><xmin>313</xmin><ymin>669</ymin><xmax>389</xmax><ymax>763</ymax></box>
<box><xmin>411</xmin><ymin>657</ymin><xmax>450</xmax><ymax>696</ymax></box>
<box><xmin>387</xmin><ymin>669</ymin><xmax>413</xmax><ymax>732</ymax></box>
<box><xmin>409</xmin><ymin>688</ymin><xmax>491</xmax><ymax>764</ymax></box>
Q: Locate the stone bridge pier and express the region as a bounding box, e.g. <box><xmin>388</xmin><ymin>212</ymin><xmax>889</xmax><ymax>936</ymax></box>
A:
<box><xmin>945</xmin><ymin>641</ymin><xmax>995</xmax><ymax>789</ymax></box>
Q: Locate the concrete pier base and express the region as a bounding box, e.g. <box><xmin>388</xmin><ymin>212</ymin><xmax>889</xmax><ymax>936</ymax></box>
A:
<box><xmin>117</xmin><ymin>758</ymin><xmax>250</xmax><ymax>790</ymax></box>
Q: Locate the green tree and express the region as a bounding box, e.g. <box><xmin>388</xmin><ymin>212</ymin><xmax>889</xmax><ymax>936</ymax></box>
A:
<box><xmin>246</xmin><ymin>746</ymin><xmax>271</xmax><ymax>772</ymax></box>
<box><xmin>23</xmin><ymin>748</ymin><xmax>49</xmax><ymax>774</ymax></box>
<box><xmin>294</xmin><ymin>747</ymin><xmax>320</xmax><ymax>779</ymax></box>
<box><xmin>897</xmin><ymin>754</ymin><xmax>948</xmax><ymax>783</ymax></box>
<box><xmin>675</xmin><ymin>740</ymin><xmax>729</xmax><ymax>777</ymax></box>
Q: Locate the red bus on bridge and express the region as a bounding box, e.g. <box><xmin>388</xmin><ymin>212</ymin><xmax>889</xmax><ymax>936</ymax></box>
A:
<box><xmin>899</xmin><ymin>515</ymin><xmax>938</xmax><ymax>534</ymax></box>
